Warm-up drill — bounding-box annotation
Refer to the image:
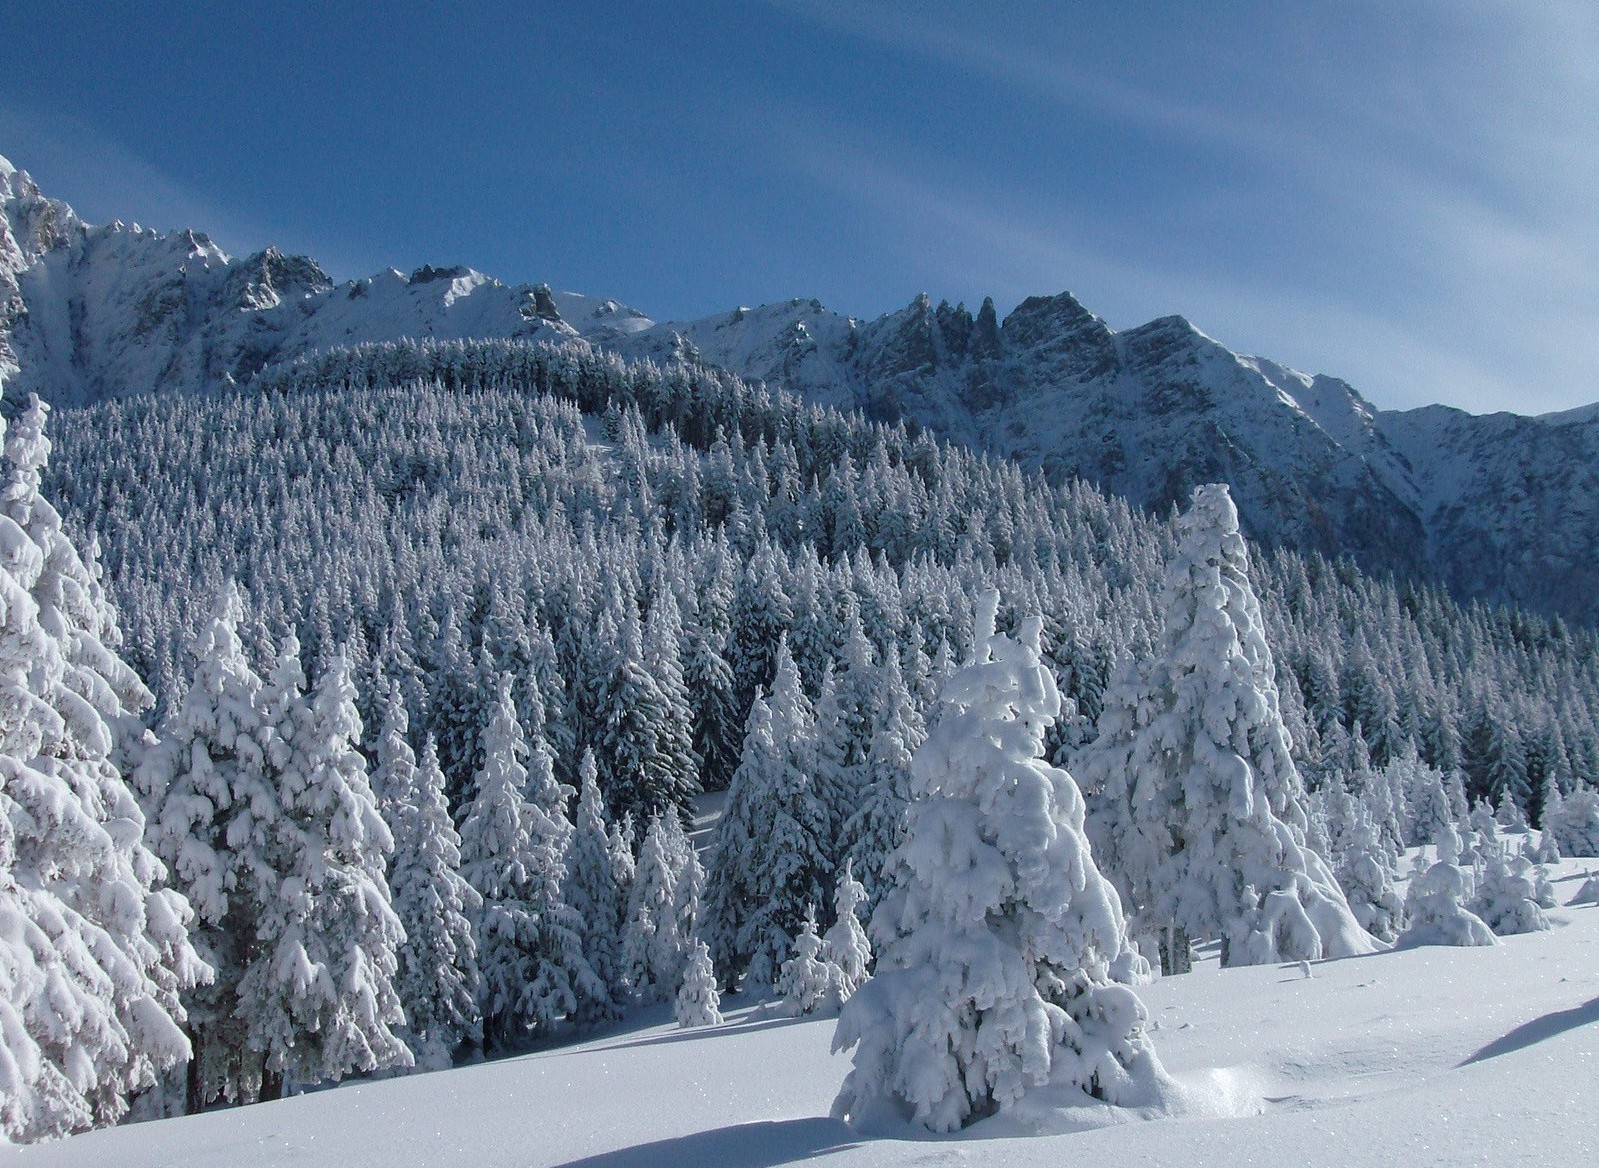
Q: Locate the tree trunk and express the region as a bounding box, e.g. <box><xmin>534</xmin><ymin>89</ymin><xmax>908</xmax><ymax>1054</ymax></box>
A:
<box><xmin>185</xmin><ymin>1051</ymin><xmax>204</xmax><ymax>1116</ymax></box>
<box><xmin>259</xmin><ymin>1065</ymin><xmax>285</xmax><ymax>1103</ymax></box>
<box><xmin>1159</xmin><ymin>923</ymin><xmax>1192</xmax><ymax>976</ymax></box>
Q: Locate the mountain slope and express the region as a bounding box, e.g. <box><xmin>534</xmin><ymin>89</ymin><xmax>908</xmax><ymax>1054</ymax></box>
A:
<box><xmin>4</xmin><ymin>154</ymin><xmax>1596</xmax><ymax>622</ymax></box>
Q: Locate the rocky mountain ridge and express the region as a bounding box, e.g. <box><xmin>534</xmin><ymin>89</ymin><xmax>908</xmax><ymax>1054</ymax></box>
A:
<box><xmin>3</xmin><ymin>154</ymin><xmax>1595</xmax><ymax>623</ymax></box>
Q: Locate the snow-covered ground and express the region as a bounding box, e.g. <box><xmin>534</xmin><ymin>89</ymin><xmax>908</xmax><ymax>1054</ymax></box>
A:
<box><xmin>16</xmin><ymin>856</ymin><xmax>1598</xmax><ymax>1167</ymax></box>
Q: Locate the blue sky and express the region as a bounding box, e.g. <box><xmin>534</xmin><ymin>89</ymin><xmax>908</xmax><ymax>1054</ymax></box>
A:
<box><xmin>2</xmin><ymin>1</ymin><xmax>1594</xmax><ymax>414</ymax></box>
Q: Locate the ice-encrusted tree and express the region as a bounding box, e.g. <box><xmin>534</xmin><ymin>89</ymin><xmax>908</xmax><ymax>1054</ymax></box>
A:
<box><xmin>833</xmin><ymin>591</ymin><xmax>1165</xmax><ymax>1133</ymax></box>
<box><xmin>1084</xmin><ymin>485</ymin><xmax>1375</xmax><ymax>970</ymax></box>
<box><xmin>0</xmin><ymin>392</ymin><xmax>205</xmax><ymax>1137</ymax></box>
<box><xmin>564</xmin><ymin>749</ymin><xmax>626</xmax><ymax>1019</ymax></box>
<box><xmin>384</xmin><ymin>702</ymin><xmax>482</xmax><ymax>1069</ymax></box>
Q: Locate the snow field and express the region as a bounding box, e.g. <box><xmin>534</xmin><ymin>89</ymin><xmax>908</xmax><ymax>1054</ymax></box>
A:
<box><xmin>20</xmin><ymin>855</ymin><xmax>1597</xmax><ymax>1168</ymax></box>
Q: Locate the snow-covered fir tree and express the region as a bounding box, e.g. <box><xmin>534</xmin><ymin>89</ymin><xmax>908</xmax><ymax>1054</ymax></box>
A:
<box><xmin>621</xmin><ymin>811</ymin><xmax>697</xmax><ymax>1002</ymax></box>
<box><xmin>136</xmin><ymin>584</ymin><xmax>279</xmax><ymax>1109</ymax></box>
<box><xmin>564</xmin><ymin>749</ymin><xmax>626</xmax><ymax>1020</ymax></box>
<box><xmin>1082</xmin><ymin>485</ymin><xmax>1375</xmax><ymax>970</ymax></box>
<box><xmin>1546</xmin><ymin>786</ymin><xmax>1599</xmax><ymax>857</ymax></box>
<box><xmin>0</xmin><ymin>392</ymin><xmax>205</xmax><ymax>1137</ymax></box>
<box><xmin>1470</xmin><ymin>852</ymin><xmax>1551</xmax><ymax>937</ymax></box>
<box><xmin>821</xmin><ymin>860</ymin><xmax>872</xmax><ymax>999</ymax></box>
<box><xmin>703</xmin><ymin>638</ymin><xmax>830</xmax><ymax>989</ymax></box>
<box><xmin>458</xmin><ymin>678</ymin><xmax>550</xmax><ymax>1049</ymax></box>
<box><xmin>384</xmin><ymin>703</ymin><xmax>483</xmax><ymax>1069</ymax></box>
<box><xmin>674</xmin><ymin>937</ymin><xmax>723</xmax><ymax>1029</ymax></box>
<box><xmin>776</xmin><ymin>910</ymin><xmax>845</xmax><ymax>1018</ymax></box>
<box><xmin>1334</xmin><ymin>811</ymin><xmax>1405</xmax><ymax>944</ymax></box>
<box><xmin>833</xmin><ymin>592</ymin><xmax>1165</xmax><ymax>1133</ymax></box>
<box><xmin>460</xmin><ymin>675</ymin><xmax>601</xmax><ymax>1048</ymax></box>
<box><xmin>840</xmin><ymin>653</ymin><xmax>924</xmax><ymax>914</ymax></box>
<box><xmin>239</xmin><ymin>647</ymin><xmax>410</xmax><ymax>1097</ymax></box>
<box><xmin>1398</xmin><ymin>858</ymin><xmax>1497</xmax><ymax>948</ymax></box>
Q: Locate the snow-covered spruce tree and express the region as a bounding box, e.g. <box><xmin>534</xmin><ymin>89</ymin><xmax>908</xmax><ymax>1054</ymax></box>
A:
<box><xmin>137</xmin><ymin>583</ymin><xmax>278</xmax><ymax>1110</ymax></box>
<box><xmin>593</xmin><ymin>599</ymin><xmax>699</xmax><ymax>827</ymax></box>
<box><xmin>833</xmin><ymin>592</ymin><xmax>1165</xmax><ymax>1134</ymax></box>
<box><xmin>563</xmin><ymin>749</ymin><xmax>626</xmax><ymax>1019</ymax></box>
<box><xmin>240</xmin><ymin>648</ymin><xmax>410</xmax><ymax>1098</ymax></box>
<box><xmin>1088</xmin><ymin>485</ymin><xmax>1375</xmax><ymax>970</ymax></box>
<box><xmin>776</xmin><ymin>910</ymin><xmax>845</xmax><ymax>1018</ymax></box>
<box><xmin>1333</xmin><ymin>811</ymin><xmax>1404</xmax><ymax>944</ymax></box>
<box><xmin>703</xmin><ymin>638</ymin><xmax>830</xmax><ymax>990</ymax></box>
<box><xmin>1534</xmin><ymin>819</ymin><xmax>1562</xmax><ymax>864</ymax></box>
<box><xmin>459</xmin><ymin>675</ymin><xmax>602</xmax><ymax>1049</ymax></box>
<box><xmin>457</xmin><ymin>677</ymin><xmax>545</xmax><ymax>1051</ymax></box>
<box><xmin>1398</xmin><ymin>859</ymin><xmax>1497</xmax><ymax>948</ymax></box>
<box><xmin>1547</xmin><ymin>785</ymin><xmax>1599</xmax><ymax>858</ymax></box>
<box><xmin>383</xmin><ymin>700</ymin><xmax>483</xmax><ymax>1069</ymax></box>
<box><xmin>1400</xmin><ymin>750</ymin><xmax>1457</xmax><ymax>848</ymax></box>
<box><xmin>0</xmin><ymin>393</ymin><xmax>205</xmax><ymax>1136</ymax></box>
<box><xmin>840</xmin><ymin>653</ymin><xmax>924</xmax><ymax>916</ymax></box>
<box><xmin>1470</xmin><ymin>852</ymin><xmax>1551</xmax><ymax>937</ymax></box>
<box><xmin>675</xmin><ymin>937</ymin><xmax>723</xmax><ymax>1028</ymax></box>
<box><xmin>622</xmin><ymin>812</ymin><xmax>693</xmax><ymax>1002</ymax></box>
<box><xmin>821</xmin><ymin>860</ymin><xmax>872</xmax><ymax>998</ymax></box>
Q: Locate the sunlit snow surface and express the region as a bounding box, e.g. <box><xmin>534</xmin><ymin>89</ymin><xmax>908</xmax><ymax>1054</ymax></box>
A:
<box><xmin>15</xmin><ymin>851</ymin><xmax>1597</xmax><ymax>1167</ymax></box>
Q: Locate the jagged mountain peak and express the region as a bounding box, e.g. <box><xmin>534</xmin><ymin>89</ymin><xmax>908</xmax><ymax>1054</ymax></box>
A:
<box><xmin>2</xmin><ymin>160</ymin><xmax>1596</xmax><ymax>622</ymax></box>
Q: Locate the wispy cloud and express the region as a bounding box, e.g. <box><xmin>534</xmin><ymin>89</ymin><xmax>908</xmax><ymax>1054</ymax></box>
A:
<box><xmin>762</xmin><ymin>0</ymin><xmax>1599</xmax><ymax>413</ymax></box>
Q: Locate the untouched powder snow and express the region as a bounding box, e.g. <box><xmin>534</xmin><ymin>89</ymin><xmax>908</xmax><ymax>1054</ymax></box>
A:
<box><xmin>15</xmin><ymin>856</ymin><xmax>1598</xmax><ymax>1167</ymax></box>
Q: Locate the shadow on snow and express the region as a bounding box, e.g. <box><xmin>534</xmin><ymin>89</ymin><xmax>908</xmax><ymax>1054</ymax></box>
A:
<box><xmin>548</xmin><ymin>1117</ymin><xmax>859</xmax><ymax>1168</ymax></box>
<box><xmin>1460</xmin><ymin>996</ymin><xmax>1599</xmax><ymax>1066</ymax></box>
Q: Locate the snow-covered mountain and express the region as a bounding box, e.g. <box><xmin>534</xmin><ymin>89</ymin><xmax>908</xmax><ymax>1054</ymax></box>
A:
<box><xmin>4</xmin><ymin>154</ymin><xmax>1596</xmax><ymax>622</ymax></box>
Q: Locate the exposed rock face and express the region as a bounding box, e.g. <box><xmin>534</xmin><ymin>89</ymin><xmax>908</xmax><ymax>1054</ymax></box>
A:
<box><xmin>4</xmin><ymin>154</ymin><xmax>1596</xmax><ymax>623</ymax></box>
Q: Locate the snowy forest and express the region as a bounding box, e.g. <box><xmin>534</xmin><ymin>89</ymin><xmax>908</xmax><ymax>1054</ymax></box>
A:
<box><xmin>5</xmin><ymin>335</ymin><xmax>1599</xmax><ymax>1144</ymax></box>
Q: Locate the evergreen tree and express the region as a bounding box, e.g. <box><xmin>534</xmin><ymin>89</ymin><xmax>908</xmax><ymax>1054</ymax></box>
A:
<box><xmin>0</xmin><ymin>393</ymin><xmax>205</xmax><ymax>1135</ymax></box>
<box><xmin>385</xmin><ymin>712</ymin><xmax>483</xmax><ymax>1070</ymax></box>
<box><xmin>840</xmin><ymin>654</ymin><xmax>923</xmax><ymax>915</ymax></box>
<box><xmin>833</xmin><ymin>592</ymin><xmax>1165</xmax><ymax>1133</ymax></box>
<box><xmin>137</xmin><ymin>584</ymin><xmax>280</xmax><ymax>1109</ymax></box>
<box><xmin>776</xmin><ymin>910</ymin><xmax>845</xmax><ymax>1018</ymax></box>
<box><xmin>1398</xmin><ymin>860</ymin><xmax>1497</xmax><ymax>948</ymax></box>
<box><xmin>1470</xmin><ymin>853</ymin><xmax>1551</xmax><ymax>936</ymax></box>
<box><xmin>703</xmin><ymin>639</ymin><xmax>830</xmax><ymax>989</ymax></box>
<box><xmin>674</xmin><ymin>937</ymin><xmax>723</xmax><ymax>1028</ymax></box>
<box><xmin>820</xmin><ymin>860</ymin><xmax>872</xmax><ymax>997</ymax></box>
<box><xmin>1546</xmin><ymin>785</ymin><xmax>1599</xmax><ymax>857</ymax></box>
<box><xmin>621</xmin><ymin>812</ymin><xmax>695</xmax><ymax>1002</ymax></box>
<box><xmin>1084</xmin><ymin>486</ymin><xmax>1374</xmax><ymax>970</ymax></box>
<box><xmin>564</xmin><ymin>749</ymin><xmax>626</xmax><ymax>1019</ymax></box>
<box><xmin>242</xmin><ymin>650</ymin><xmax>410</xmax><ymax>1096</ymax></box>
<box><xmin>1334</xmin><ymin>811</ymin><xmax>1404</xmax><ymax>943</ymax></box>
<box><xmin>458</xmin><ymin>678</ymin><xmax>546</xmax><ymax>1050</ymax></box>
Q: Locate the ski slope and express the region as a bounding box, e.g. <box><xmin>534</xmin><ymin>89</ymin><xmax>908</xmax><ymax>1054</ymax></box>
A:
<box><xmin>15</xmin><ymin>857</ymin><xmax>1598</xmax><ymax>1167</ymax></box>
